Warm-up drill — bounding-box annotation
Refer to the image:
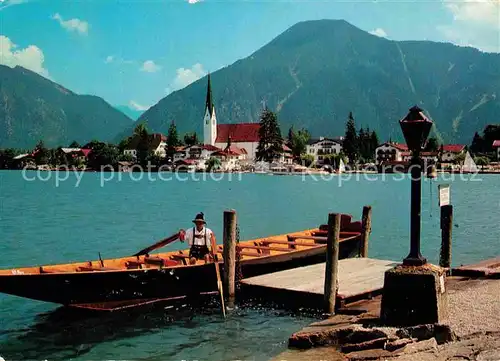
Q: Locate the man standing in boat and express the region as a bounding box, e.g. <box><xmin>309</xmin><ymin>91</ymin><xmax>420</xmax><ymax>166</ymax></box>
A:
<box><xmin>179</xmin><ymin>212</ymin><xmax>217</xmax><ymax>265</ymax></box>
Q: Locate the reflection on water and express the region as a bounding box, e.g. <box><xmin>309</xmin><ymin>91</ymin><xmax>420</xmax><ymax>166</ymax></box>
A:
<box><xmin>0</xmin><ymin>297</ymin><xmax>318</xmax><ymax>361</ymax></box>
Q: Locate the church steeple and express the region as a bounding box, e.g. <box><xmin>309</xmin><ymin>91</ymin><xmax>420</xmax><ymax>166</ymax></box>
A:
<box><xmin>203</xmin><ymin>73</ymin><xmax>217</xmax><ymax>146</ymax></box>
<box><xmin>205</xmin><ymin>73</ymin><xmax>214</xmax><ymax>117</ymax></box>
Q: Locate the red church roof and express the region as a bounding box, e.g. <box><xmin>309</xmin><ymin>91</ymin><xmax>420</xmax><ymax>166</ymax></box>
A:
<box><xmin>442</xmin><ymin>144</ymin><xmax>465</xmax><ymax>153</ymax></box>
<box><xmin>216</xmin><ymin>123</ymin><xmax>260</xmax><ymax>143</ymax></box>
<box><xmin>492</xmin><ymin>140</ymin><xmax>500</xmax><ymax>148</ymax></box>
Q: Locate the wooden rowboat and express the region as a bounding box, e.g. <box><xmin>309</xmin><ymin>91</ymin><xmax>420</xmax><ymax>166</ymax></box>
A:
<box><xmin>0</xmin><ymin>215</ymin><xmax>363</xmax><ymax>311</ymax></box>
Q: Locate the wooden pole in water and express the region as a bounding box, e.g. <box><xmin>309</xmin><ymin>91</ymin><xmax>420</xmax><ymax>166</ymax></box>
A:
<box><xmin>439</xmin><ymin>205</ymin><xmax>453</xmax><ymax>271</ymax></box>
<box><xmin>360</xmin><ymin>206</ymin><xmax>372</xmax><ymax>258</ymax></box>
<box><xmin>223</xmin><ymin>209</ymin><xmax>237</xmax><ymax>307</ymax></box>
<box><xmin>324</xmin><ymin>213</ymin><xmax>341</xmax><ymax>315</ymax></box>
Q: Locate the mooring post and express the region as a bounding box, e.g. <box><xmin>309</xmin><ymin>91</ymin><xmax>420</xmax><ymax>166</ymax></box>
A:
<box><xmin>324</xmin><ymin>213</ymin><xmax>341</xmax><ymax>315</ymax></box>
<box><xmin>223</xmin><ymin>209</ymin><xmax>237</xmax><ymax>306</ymax></box>
<box><xmin>439</xmin><ymin>205</ymin><xmax>453</xmax><ymax>272</ymax></box>
<box><xmin>360</xmin><ymin>205</ymin><xmax>372</xmax><ymax>258</ymax></box>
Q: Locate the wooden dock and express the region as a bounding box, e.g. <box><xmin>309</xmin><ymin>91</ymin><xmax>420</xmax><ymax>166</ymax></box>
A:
<box><xmin>452</xmin><ymin>256</ymin><xmax>500</xmax><ymax>278</ymax></box>
<box><xmin>240</xmin><ymin>258</ymin><xmax>398</xmax><ymax>309</ymax></box>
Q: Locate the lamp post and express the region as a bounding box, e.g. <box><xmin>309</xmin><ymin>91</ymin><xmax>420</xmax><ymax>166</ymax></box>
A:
<box><xmin>399</xmin><ymin>105</ymin><xmax>433</xmax><ymax>266</ymax></box>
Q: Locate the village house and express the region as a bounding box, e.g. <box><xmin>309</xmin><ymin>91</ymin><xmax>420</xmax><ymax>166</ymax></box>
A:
<box><xmin>203</xmin><ymin>74</ymin><xmax>260</xmax><ymax>160</ymax></box>
<box><xmin>57</xmin><ymin>147</ymin><xmax>89</xmax><ymax>164</ymax></box>
<box><xmin>401</xmin><ymin>151</ymin><xmax>439</xmax><ymax>164</ymax></box>
<box><xmin>493</xmin><ymin>140</ymin><xmax>500</xmax><ymax>160</ymax></box>
<box><xmin>306</xmin><ymin>137</ymin><xmax>343</xmax><ymax>165</ymax></box>
<box><xmin>280</xmin><ymin>144</ymin><xmax>293</xmax><ymax>164</ymax></box>
<box><xmin>377</xmin><ymin>142</ymin><xmax>466</xmax><ymax>166</ymax></box>
<box><xmin>375</xmin><ymin>142</ymin><xmax>408</xmax><ymax>165</ymax></box>
<box><xmin>440</xmin><ymin>144</ymin><xmax>466</xmax><ymax>162</ymax></box>
<box><xmin>173</xmin><ymin>144</ymin><xmax>222</xmax><ymax>169</ymax></box>
<box><xmin>123</xmin><ymin>133</ymin><xmax>167</xmax><ymax>159</ymax></box>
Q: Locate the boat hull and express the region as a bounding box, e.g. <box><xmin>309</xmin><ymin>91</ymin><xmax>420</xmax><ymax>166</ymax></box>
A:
<box><xmin>0</xmin><ymin>237</ymin><xmax>361</xmax><ymax>309</ymax></box>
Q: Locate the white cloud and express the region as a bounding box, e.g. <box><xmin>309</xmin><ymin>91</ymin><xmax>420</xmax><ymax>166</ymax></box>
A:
<box><xmin>188</xmin><ymin>0</ymin><xmax>202</xmax><ymax>4</ymax></box>
<box><xmin>0</xmin><ymin>0</ymin><xmax>29</xmax><ymax>11</ymax></box>
<box><xmin>439</xmin><ymin>0</ymin><xmax>500</xmax><ymax>53</ymax></box>
<box><xmin>52</xmin><ymin>13</ymin><xmax>89</xmax><ymax>35</ymax></box>
<box><xmin>444</xmin><ymin>0</ymin><xmax>500</xmax><ymax>28</ymax></box>
<box><xmin>129</xmin><ymin>100</ymin><xmax>151</xmax><ymax>111</ymax></box>
<box><xmin>172</xmin><ymin>63</ymin><xmax>207</xmax><ymax>89</ymax></box>
<box><xmin>104</xmin><ymin>55</ymin><xmax>114</xmax><ymax>64</ymax></box>
<box><xmin>0</xmin><ymin>35</ymin><xmax>49</xmax><ymax>77</ymax></box>
<box><xmin>140</xmin><ymin>60</ymin><xmax>161</xmax><ymax>73</ymax></box>
<box><xmin>369</xmin><ymin>28</ymin><xmax>388</xmax><ymax>37</ymax></box>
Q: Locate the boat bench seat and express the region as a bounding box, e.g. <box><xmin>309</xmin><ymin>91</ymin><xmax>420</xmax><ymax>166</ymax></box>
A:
<box><xmin>39</xmin><ymin>267</ymin><xmax>70</xmax><ymax>274</ymax></box>
<box><xmin>237</xmin><ymin>251</ymin><xmax>264</xmax><ymax>257</ymax></box>
<box><xmin>170</xmin><ymin>254</ymin><xmax>191</xmax><ymax>259</ymax></box>
<box><xmin>144</xmin><ymin>256</ymin><xmax>178</xmax><ymax>267</ymax></box>
<box><xmin>169</xmin><ymin>254</ymin><xmax>191</xmax><ymax>265</ymax></box>
<box><xmin>76</xmin><ymin>266</ymin><xmax>120</xmax><ymax>272</ymax></box>
<box><xmin>237</xmin><ymin>245</ymin><xmax>293</xmax><ymax>254</ymax></box>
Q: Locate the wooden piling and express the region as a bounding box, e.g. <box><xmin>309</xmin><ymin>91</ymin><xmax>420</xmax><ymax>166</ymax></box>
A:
<box><xmin>360</xmin><ymin>206</ymin><xmax>372</xmax><ymax>258</ymax></box>
<box><xmin>324</xmin><ymin>213</ymin><xmax>341</xmax><ymax>315</ymax></box>
<box><xmin>440</xmin><ymin>205</ymin><xmax>453</xmax><ymax>270</ymax></box>
<box><xmin>223</xmin><ymin>209</ymin><xmax>237</xmax><ymax>306</ymax></box>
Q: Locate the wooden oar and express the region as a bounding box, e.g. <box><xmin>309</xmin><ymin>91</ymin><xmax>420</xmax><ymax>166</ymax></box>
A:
<box><xmin>133</xmin><ymin>232</ymin><xmax>180</xmax><ymax>257</ymax></box>
<box><xmin>213</xmin><ymin>254</ymin><xmax>226</xmax><ymax>318</ymax></box>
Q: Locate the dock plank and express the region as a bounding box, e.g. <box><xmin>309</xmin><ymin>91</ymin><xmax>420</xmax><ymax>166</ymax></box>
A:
<box><xmin>452</xmin><ymin>256</ymin><xmax>500</xmax><ymax>278</ymax></box>
<box><xmin>241</xmin><ymin>258</ymin><xmax>398</xmax><ymax>300</ymax></box>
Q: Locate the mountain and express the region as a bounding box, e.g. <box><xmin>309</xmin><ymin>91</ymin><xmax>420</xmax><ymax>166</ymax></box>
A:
<box><xmin>115</xmin><ymin>105</ymin><xmax>143</xmax><ymax>121</ymax></box>
<box><xmin>133</xmin><ymin>19</ymin><xmax>500</xmax><ymax>144</ymax></box>
<box><xmin>0</xmin><ymin>65</ymin><xmax>133</xmax><ymax>149</ymax></box>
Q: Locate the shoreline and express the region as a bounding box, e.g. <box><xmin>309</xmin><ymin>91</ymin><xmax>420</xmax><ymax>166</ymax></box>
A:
<box><xmin>269</xmin><ymin>267</ymin><xmax>500</xmax><ymax>361</ymax></box>
<box><xmin>3</xmin><ymin>168</ymin><xmax>500</xmax><ymax>175</ymax></box>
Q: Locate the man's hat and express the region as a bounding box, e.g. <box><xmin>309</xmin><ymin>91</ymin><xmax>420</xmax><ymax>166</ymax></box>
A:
<box><xmin>192</xmin><ymin>212</ymin><xmax>206</xmax><ymax>224</ymax></box>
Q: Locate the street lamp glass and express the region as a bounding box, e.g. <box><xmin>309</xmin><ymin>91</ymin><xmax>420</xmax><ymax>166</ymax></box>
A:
<box><xmin>399</xmin><ymin>106</ymin><xmax>433</xmax><ymax>152</ymax></box>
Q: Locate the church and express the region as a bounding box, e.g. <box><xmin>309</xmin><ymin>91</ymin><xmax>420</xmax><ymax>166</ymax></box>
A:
<box><xmin>203</xmin><ymin>74</ymin><xmax>260</xmax><ymax>160</ymax></box>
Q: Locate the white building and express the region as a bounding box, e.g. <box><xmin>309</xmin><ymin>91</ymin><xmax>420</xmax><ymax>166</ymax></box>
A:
<box><xmin>401</xmin><ymin>151</ymin><xmax>439</xmax><ymax>164</ymax></box>
<box><xmin>440</xmin><ymin>145</ymin><xmax>466</xmax><ymax>162</ymax></box>
<box><xmin>203</xmin><ymin>74</ymin><xmax>261</xmax><ymax>160</ymax></box>
<box><xmin>149</xmin><ymin>133</ymin><xmax>167</xmax><ymax>158</ymax></box>
<box><xmin>494</xmin><ymin>141</ymin><xmax>500</xmax><ymax>160</ymax></box>
<box><xmin>306</xmin><ymin>137</ymin><xmax>343</xmax><ymax>165</ymax></box>
<box><xmin>173</xmin><ymin>144</ymin><xmax>222</xmax><ymax>169</ymax></box>
<box><xmin>123</xmin><ymin>133</ymin><xmax>167</xmax><ymax>159</ymax></box>
<box><xmin>375</xmin><ymin>142</ymin><xmax>408</xmax><ymax>165</ymax></box>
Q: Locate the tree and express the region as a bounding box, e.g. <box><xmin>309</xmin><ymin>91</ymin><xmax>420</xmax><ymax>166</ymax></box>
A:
<box><xmin>287</xmin><ymin>126</ymin><xmax>295</xmax><ymax>146</ymax></box>
<box><xmin>290</xmin><ymin>128</ymin><xmax>310</xmax><ymax>159</ymax></box>
<box><xmin>474</xmin><ymin>156</ymin><xmax>489</xmax><ymax>170</ymax></box>
<box><xmin>133</xmin><ymin>123</ymin><xmax>150</xmax><ymax>166</ymax></box>
<box><xmin>118</xmin><ymin>138</ymin><xmax>131</xmax><ymax>153</ymax></box>
<box><xmin>483</xmin><ymin>125</ymin><xmax>500</xmax><ymax>153</ymax></box>
<box><xmin>454</xmin><ymin>152</ymin><xmax>466</xmax><ymax>165</ymax></box>
<box><xmin>167</xmin><ymin>122</ymin><xmax>181</xmax><ymax>160</ymax></box>
<box><xmin>358</xmin><ymin>128</ymin><xmax>366</xmax><ymax>160</ymax></box>
<box><xmin>119</xmin><ymin>153</ymin><xmax>134</xmax><ymax>162</ymax></box>
<box><xmin>0</xmin><ymin>149</ymin><xmax>18</xmax><ymax>169</ymax></box>
<box><xmin>256</xmin><ymin>108</ymin><xmax>283</xmax><ymax>162</ymax></box>
<box><xmin>33</xmin><ymin>140</ymin><xmax>50</xmax><ymax>165</ymax></box>
<box><xmin>206</xmin><ymin>157</ymin><xmax>222</xmax><ymax>172</ymax></box>
<box><xmin>425</xmin><ymin>137</ymin><xmax>439</xmax><ymax>152</ymax></box>
<box><xmin>87</xmin><ymin>142</ymin><xmax>119</xmax><ymax>170</ymax></box>
<box><xmin>300</xmin><ymin>154</ymin><xmax>314</xmax><ymax>167</ymax></box>
<box><xmin>370</xmin><ymin>131</ymin><xmax>379</xmax><ymax>160</ymax></box>
<box><xmin>470</xmin><ymin>132</ymin><xmax>484</xmax><ymax>154</ymax></box>
<box><xmin>343</xmin><ymin>112</ymin><xmax>359</xmax><ymax>164</ymax></box>
<box><xmin>184</xmin><ymin>132</ymin><xmax>198</xmax><ymax>147</ymax></box>
<box><xmin>69</xmin><ymin>141</ymin><xmax>81</xmax><ymax>148</ymax></box>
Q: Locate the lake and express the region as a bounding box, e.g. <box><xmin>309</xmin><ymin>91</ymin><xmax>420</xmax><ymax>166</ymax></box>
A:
<box><xmin>0</xmin><ymin>170</ymin><xmax>498</xmax><ymax>360</ymax></box>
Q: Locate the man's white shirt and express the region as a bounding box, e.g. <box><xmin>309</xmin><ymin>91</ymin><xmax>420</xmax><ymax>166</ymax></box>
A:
<box><xmin>184</xmin><ymin>227</ymin><xmax>214</xmax><ymax>247</ymax></box>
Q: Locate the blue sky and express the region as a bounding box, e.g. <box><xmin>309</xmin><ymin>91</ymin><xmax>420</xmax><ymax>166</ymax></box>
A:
<box><xmin>1</xmin><ymin>0</ymin><xmax>499</xmax><ymax>112</ymax></box>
